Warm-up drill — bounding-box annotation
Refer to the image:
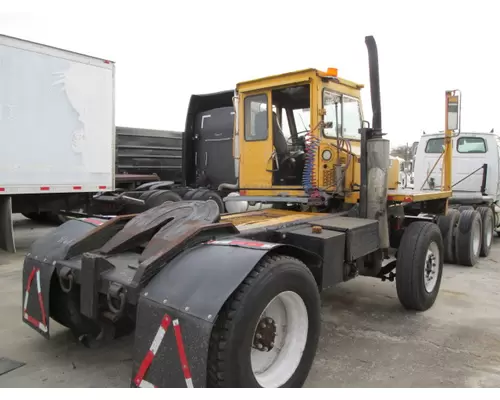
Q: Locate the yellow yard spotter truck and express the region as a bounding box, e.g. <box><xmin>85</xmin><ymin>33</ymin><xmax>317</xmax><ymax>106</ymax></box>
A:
<box><xmin>22</xmin><ymin>36</ymin><xmax>458</xmax><ymax>388</ymax></box>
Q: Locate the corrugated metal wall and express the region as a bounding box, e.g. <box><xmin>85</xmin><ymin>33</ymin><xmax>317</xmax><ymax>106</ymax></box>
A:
<box><xmin>115</xmin><ymin>126</ymin><xmax>183</xmax><ymax>182</ymax></box>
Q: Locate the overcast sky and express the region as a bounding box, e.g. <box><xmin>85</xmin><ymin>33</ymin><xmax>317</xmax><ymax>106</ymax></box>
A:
<box><xmin>1</xmin><ymin>0</ymin><xmax>498</xmax><ymax>147</ymax></box>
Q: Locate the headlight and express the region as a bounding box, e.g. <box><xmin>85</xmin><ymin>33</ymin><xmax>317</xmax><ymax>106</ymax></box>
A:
<box><xmin>322</xmin><ymin>149</ymin><xmax>332</xmax><ymax>161</ymax></box>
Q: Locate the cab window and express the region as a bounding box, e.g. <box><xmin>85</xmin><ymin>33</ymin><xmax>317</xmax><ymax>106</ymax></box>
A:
<box><xmin>425</xmin><ymin>138</ymin><xmax>445</xmax><ymax>153</ymax></box>
<box><xmin>323</xmin><ymin>90</ymin><xmax>362</xmax><ymax>139</ymax></box>
<box><xmin>244</xmin><ymin>94</ymin><xmax>268</xmax><ymax>141</ymax></box>
<box><xmin>457</xmin><ymin>137</ymin><xmax>487</xmax><ymax>153</ymax></box>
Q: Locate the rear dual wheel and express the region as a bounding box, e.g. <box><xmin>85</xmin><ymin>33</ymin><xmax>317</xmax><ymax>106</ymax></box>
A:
<box><xmin>477</xmin><ymin>206</ymin><xmax>494</xmax><ymax>257</ymax></box>
<box><xmin>437</xmin><ymin>209</ymin><xmax>460</xmax><ymax>263</ymax></box>
<box><xmin>455</xmin><ymin>209</ymin><xmax>482</xmax><ymax>266</ymax></box>
<box><xmin>207</xmin><ymin>255</ymin><xmax>320</xmax><ymax>388</ymax></box>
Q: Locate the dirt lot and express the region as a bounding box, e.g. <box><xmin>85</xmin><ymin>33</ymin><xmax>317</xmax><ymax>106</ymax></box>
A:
<box><xmin>1</xmin><ymin>215</ymin><xmax>500</xmax><ymax>387</ymax></box>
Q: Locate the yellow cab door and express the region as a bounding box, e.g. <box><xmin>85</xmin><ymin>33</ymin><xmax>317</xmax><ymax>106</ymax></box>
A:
<box><xmin>239</xmin><ymin>90</ymin><xmax>274</xmax><ymax>190</ymax></box>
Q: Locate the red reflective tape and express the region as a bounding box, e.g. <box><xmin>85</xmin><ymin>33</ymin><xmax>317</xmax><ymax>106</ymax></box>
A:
<box><xmin>40</xmin><ymin>186</ymin><xmax>50</xmax><ymax>191</ymax></box>
<box><xmin>38</xmin><ymin>290</ymin><xmax>47</xmax><ymax>326</ymax></box>
<box><xmin>173</xmin><ymin>321</ymin><xmax>192</xmax><ymax>380</ymax></box>
<box><xmin>160</xmin><ymin>314</ymin><xmax>170</xmax><ymax>330</ymax></box>
<box><xmin>98</xmin><ymin>185</ymin><xmax>107</xmax><ymax>190</ymax></box>
<box><xmin>26</xmin><ymin>267</ymin><xmax>37</xmax><ymax>293</ymax></box>
<box><xmin>0</xmin><ymin>188</ymin><xmax>4</xmax><ymax>192</ymax></box>
<box><xmin>134</xmin><ymin>350</ymin><xmax>154</xmax><ymax>386</ymax></box>
<box><xmin>26</xmin><ymin>314</ymin><xmax>40</xmax><ymax>327</ymax></box>
<box><xmin>84</xmin><ymin>218</ymin><xmax>104</xmax><ymax>226</ymax></box>
<box><xmin>229</xmin><ymin>240</ymin><xmax>266</xmax><ymax>248</ymax></box>
<box><xmin>73</xmin><ymin>186</ymin><xmax>82</xmax><ymax>190</ymax></box>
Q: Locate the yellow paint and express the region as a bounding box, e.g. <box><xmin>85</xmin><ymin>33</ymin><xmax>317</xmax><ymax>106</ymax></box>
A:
<box><xmin>221</xmin><ymin>208</ymin><xmax>324</xmax><ymax>230</ymax></box>
<box><xmin>236</xmin><ymin>68</ymin><xmax>403</xmax><ymax>200</ymax></box>
<box><xmin>387</xmin><ymin>190</ymin><xmax>452</xmax><ymax>202</ymax></box>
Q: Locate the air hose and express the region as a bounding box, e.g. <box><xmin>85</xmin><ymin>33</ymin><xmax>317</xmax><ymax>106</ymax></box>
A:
<box><xmin>302</xmin><ymin>123</ymin><xmax>323</xmax><ymax>197</ymax></box>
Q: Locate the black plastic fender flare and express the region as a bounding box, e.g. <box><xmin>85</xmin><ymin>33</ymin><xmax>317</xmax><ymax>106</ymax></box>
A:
<box><xmin>131</xmin><ymin>239</ymin><xmax>318</xmax><ymax>388</ymax></box>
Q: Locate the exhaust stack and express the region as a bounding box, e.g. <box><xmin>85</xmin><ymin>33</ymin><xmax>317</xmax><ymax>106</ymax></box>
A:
<box><xmin>365</xmin><ymin>36</ymin><xmax>382</xmax><ymax>134</ymax></box>
<box><xmin>360</xmin><ymin>36</ymin><xmax>390</xmax><ymax>268</ymax></box>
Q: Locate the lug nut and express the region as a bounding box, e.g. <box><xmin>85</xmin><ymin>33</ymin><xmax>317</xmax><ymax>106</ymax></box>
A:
<box><xmin>263</xmin><ymin>347</ymin><xmax>268</xmax><ymax>352</ymax></box>
<box><xmin>270</xmin><ymin>342</ymin><xmax>274</xmax><ymax>347</ymax></box>
<box><xmin>256</xmin><ymin>333</ymin><xmax>262</xmax><ymax>339</ymax></box>
<box><xmin>260</xmin><ymin>322</ymin><xmax>266</xmax><ymax>328</ymax></box>
<box><xmin>266</xmin><ymin>318</ymin><xmax>273</xmax><ymax>324</ymax></box>
<box><xmin>257</xmin><ymin>343</ymin><xmax>263</xmax><ymax>349</ymax></box>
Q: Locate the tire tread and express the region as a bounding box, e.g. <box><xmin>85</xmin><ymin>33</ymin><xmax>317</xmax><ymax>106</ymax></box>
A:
<box><xmin>207</xmin><ymin>254</ymin><xmax>316</xmax><ymax>388</ymax></box>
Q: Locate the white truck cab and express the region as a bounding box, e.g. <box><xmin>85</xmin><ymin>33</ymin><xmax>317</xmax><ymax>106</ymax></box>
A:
<box><xmin>414</xmin><ymin>131</ymin><xmax>500</xmax><ymax>204</ymax></box>
<box><xmin>413</xmin><ymin>131</ymin><xmax>500</xmax><ymax>264</ymax></box>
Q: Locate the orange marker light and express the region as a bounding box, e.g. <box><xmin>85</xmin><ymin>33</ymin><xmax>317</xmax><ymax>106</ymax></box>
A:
<box><xmin>326</xmin><ymin>67</ymin><xmax>338</xmax><ymax>77</ymax></box>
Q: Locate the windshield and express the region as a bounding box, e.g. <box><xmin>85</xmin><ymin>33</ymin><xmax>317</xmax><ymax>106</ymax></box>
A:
<box><xmin>280</xmin><ymin>108</ymin><xmax>311</xmax><ymax>138</ymax></box>
<box><xmin>323</xmin><ymin>90</ymin><xmax>361</xmax><ymax>140</ymax></box>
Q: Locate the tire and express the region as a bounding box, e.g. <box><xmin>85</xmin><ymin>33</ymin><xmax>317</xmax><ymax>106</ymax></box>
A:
<box><xmin>22</xmin><ymin>212</ymin><xmax>53</xmax><ymax>224</ymax></box>
<box><xmin>477</xmin><ymin>206</ymin><xmax>494</xmax><ymax>257</ymax></box>
<box><xmin>396</xmin><ymin>221</ymin><xmax>444</xmax><ymax>311</ymax></box>
<box><xmin>191</xmin><ymin>188</ymin><xmax>210</xmax><ymax>200</ymax></box>
<box><xmin>207</xmin><ymin>254</ymin><xmax>320</xmax><ymax>388</ymax></box>
<box><xmin>171</xmin><ymin>187</ymin><xmax>191</xmax><ymax>198</ymax></box>
<box><xmin>458</xmin><ymin>205</ymin><xmax>474</xmax><ymax>213</ymax></box>
<box><xmin>195</xmin><ymin>190</ymin><xmax>225</xmax><ymax>213</ymax></box>
<box><xmin>183</xmin><ymin>189</ymin><xmax>199</xmax><ymax>200</ymax></box>
<box><xmin>145</xmin><ymin>190</ymin><xmax>182</xmax><ymax>208</ymax></box>
<box><xmin>49</xmin><ymin>275</ymin><xmax>101</xmax><ymax>341</ymax></box>
<box><xmin>437</xmin><ymin>209</ymin><xmax>460</xmax><ymax>263</ymax></box>
<box><xmin>455</xmin><ymin>209</ymin><xmax>482</xmax><ymax>267</ymax></box>
<box><xmin>139</xmin><ymin>190</ymin><xmax>157</xmax><ymax>202</ymax></box>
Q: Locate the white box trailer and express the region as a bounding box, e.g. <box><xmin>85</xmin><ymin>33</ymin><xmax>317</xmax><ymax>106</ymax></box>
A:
<box><xmin>0</xmin><ymin>34</ymin><xmax>115</xmax><ymax>252</ymax></box>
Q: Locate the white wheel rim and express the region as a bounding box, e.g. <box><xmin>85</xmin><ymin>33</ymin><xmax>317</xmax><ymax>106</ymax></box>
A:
<box><xmin>472</xmin><ymin>221</ymin><xmax>481</xmax><ymax>256</ymax></box>
<box><xmin>424</xmin><ymin>241</ymin><xmax>440</xmax><ymax>293</ymax></box>
<box><xmin>485</xmin><ymin>217</ymin><xmax>493</xmax><ymax>248</ymax></box>
<box><xmin>250</xmin><ymin>291</ymin><xmax>308</xmax><ymax>388</ymax></box>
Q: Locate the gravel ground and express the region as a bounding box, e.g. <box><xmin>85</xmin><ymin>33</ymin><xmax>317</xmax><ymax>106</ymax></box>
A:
<box><xmin>1</xmin><ymin>215</ymin><xmax>500</xmax><ymax>387</ymax></box>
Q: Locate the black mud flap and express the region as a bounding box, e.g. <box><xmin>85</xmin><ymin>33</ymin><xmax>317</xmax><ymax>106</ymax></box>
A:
<box><xmin>131</xmin><ymin>239</ymin><xmax>281</xmax><ymax>388</ymax></box>
<box><xmin>21</xmin><ymin>219</ymin><xmax>101</xmax><ymax>338</ymax></box>
<box><xmin>22</xmin><ymin>258</ymin><xmax>54</xmax><ymax>338</ymax></box>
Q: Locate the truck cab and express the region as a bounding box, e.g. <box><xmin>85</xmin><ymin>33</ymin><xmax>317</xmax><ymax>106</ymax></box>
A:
<box><xmin>232</xmin><ymin>68</ymin><xmax>401</xmax><ymax>204</ymax></box>
<box><xmin>413</xmin><ymin>131</ymin><xmax>500</xmax><ymax>203</ymax></box>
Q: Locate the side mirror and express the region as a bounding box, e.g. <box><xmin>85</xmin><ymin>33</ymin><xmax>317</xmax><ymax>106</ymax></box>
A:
<box><xmin>446</xmin><ymin>91</ymin><xmax>461</xmax><ymax>132</ymax></box>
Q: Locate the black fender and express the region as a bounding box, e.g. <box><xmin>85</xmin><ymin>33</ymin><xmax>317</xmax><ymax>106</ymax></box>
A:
<box><xmin>131</xmin><ymin>238</ymin><xmax>313</xmax><ymax>388</ymax></box>
<box><xmin>135</xmin><ymin>181</ymin><xmax>175</xmax><ymax>191</ymax></box>
<box><xmin>21</xmin><ymin>218</ymin><xmax>103</xmax><ymax>338</ymax></box>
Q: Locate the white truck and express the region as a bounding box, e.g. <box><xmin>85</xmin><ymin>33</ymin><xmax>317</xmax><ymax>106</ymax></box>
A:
<box><xmin>413</xmin><ymin>131</ymin><xmax>498</xmax><ymax>266</ymax></box>
<box><xmin>0</xmin><ymin>34</ymin><xmax>115</xmax><ymax>253</ymax></box>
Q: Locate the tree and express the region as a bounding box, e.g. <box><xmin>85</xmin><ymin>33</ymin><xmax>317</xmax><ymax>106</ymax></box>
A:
<box><xmin>390</xmin><ymin>144</ymin><xmax>410</xmax><ymax>160</ymax></box>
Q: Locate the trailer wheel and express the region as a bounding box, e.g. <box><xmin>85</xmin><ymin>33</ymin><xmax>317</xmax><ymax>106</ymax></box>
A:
<box><xmin>396</xmin><ymin>221</ymin><xmax>444</xmax><ymax>311</ymax></box>
<box><xmin>437</xmin><ymin>209</ymin><xmax>460</xmax><ymax>263</ymax></box>
<box><xmin>477</xmin><ymin>206</ymin><xmax>494</xmax><ymax>257</ymax></box>
<box><xmin>458</xmin><ymin>205</ymin><xmax>474</xmax><ymax>213</ymax></box>
<box><xmin>207</xmin><ymin>254</ymin><xmax>320</xmax><ymax>388</ymax></box>
<box><xmin>22</xmin><ymin>212</ymin><xmax>53</xmax><ymax>224</ymax></box>
<box><xmin>455</xmin><ymin>209</ymin><xmax>482</xmax><ymax>266</ymax></box>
